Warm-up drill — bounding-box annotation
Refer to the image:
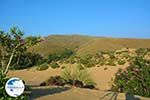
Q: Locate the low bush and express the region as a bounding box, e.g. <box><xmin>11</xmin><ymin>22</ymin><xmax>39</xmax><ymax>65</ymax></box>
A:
<box><xmin>112</xmin><ymin>57</ymin><xmax>150</xmax><ymax>97</ymax></box>
<box><xmin>47</xmin><ymin>49</ymin><xmax>74</xmax><ymax>63</ymax></box>
<box><xmin>84</xmin><ymin>61</ymin><xmax>96</xmax><ymax>68</ymax></box>
<box><xmin>61</xmin><ymin>67</ymin><xmax>96</xmax><ymax>88</ymax></box>
<box><xmin>37</xmin><ymin>63</ymin><xmax>49</xmax><ymax>71</ymax></box>
<box><xmin>83</xmin><ymin>84</ymin><xmax>95</xmax><ymax>89</ymax></box>
<box><xmin>117</xmin><ymin>60</ymin><xmax>126</xmax><ymax>65</ymax></box>
<box><xmin>11</xmin><ymin>52</ymin><xmax>45</xmax><ymax>70</ymax></box>
<box><xmin>79</xmin><ymin>58</ymin><xmax>89</xmax><ymax>65</ymax></box>
<box><xmin>40</xmin><ymin>76</ymin><xmax>65</xmax><ymax>86</ymax></box>
<box><xmin>135</xmin><ymin>48</ymin><xmax>147</xmax><ymax>56</ymax></box>
<box><xmin>61</xmin><ymin>66</ymin><xmax>66</xmax><ymax>69</ymax></box>
<box><xmin>108</xmin><ymin>51</ymin><xmax>115</xmax><ymax>59</ymax></box>
<box><xmin>106</xmin><ymin>60</ymin><xmax>116</xmax><ymax>66</ymax></box>
<box><xmin>77</xmin><ymin>64</ymin><xmax>85</xmax><ymax>70</ymax></box>
<box><xmin>50</xmin><ymin>62</ymin><xmax>60</xmax><ymax>69</ymax></box>
<box><xmin>99</xmin><ymin>61</ymin><xmax>105</xmax><ymax>66</ymax></box>
<box><xmin>66</xmin><ymin>58</ymin><xmax>76</xmax><ymax>64</ymax></box>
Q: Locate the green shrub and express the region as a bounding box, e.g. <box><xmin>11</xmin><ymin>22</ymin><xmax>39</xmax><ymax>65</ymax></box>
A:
<box><xmin>107</xmin><ymin>60</ymin><xmax>116</xmax><ymax>66</ymax></box>
<box><xmin>112</xmin><ymin>57</ymin><xmax>150</xmax><ymax>97</ymax></box>
<box><xmin>107</xmin><ymin>62</ymin><xmax>116</xmax><ymax>66</ymax></box>
<box><xmin>47</xmin><ymin>49</ymin><xmax>74</xmax><ymax>63</ymax></box>
<box><xmin>61</xmin><ymin>66</ymin><xmax>66</xmax><ymax>69</ymax></box>
<box><xmin>37</xmin><ymin>63</ymin><xmax>49</xmax><ymax>71</ymax></box>
<box><xmin>84</xmin><ymin>61</ymin><xmax>96</xmax><ymax>68</ymax></box>
<box><xmin>64</xmin><ymin>57</ymin><xmax>76</xmax><ymax>64</ymax></box>
<box><xmin>77</xmin><ymin>64</ymin><xmax>85</xmax><ymax>70</ymax></box>
<box><xmin>40</xmin><ymin>76</ymin><xmax>65</xmax><ymax>86</ymax></box>
<box><xmin>79</xmin><ymin>55</ymin><xmax>93</xmax><ymax>64</ymax></box>
<box><xmin>123</xmin><ymin>53</ymin><xmax>130</xmax><ymax>59</ymax></box>
<box><xmin>80</xmin><ymin>58</ymin><xmax>89</xmax><ymax>65</ymax></box>
<box><xmin>127</xmin><ymin>56</ymin><xmax>134</xmax><ymax>62</ymax></box>
<box><xmin>99</xmin><ymin>61</ymin><xmax>105</xmax><ymax>66</ymax></box>
<box><xmin>47</xmin><ymin>53</ymin><xmax>60</xmax><ymax>63</ymax></box>
<box><xmin>117</xmin><ymin>60</ymin><xmax>126</xmax><ymax>65</ymax></box>
<box><xmin>135</xmin><ymin>48</ymin><xmax>147</xmax><ymax>56</ymax></box>
<box><xmin>50</xmin><ymin>62</ymin><xmax>60</xmax><ymax>69</ymax></box>
<box><xmin>11</xmin><ymin>52</ymin><xmax>46</xmax><ymax>70</ymax></box>
<box><xmin>80</xmin><ymin>58</ymin><xmax>96</xmax><ymax>68</ymax></box>
<box><xmin>0</xmin><ymin>71</ymin><xmax>27</xmax><ymax>99</ymax></box>
<box><xmin>108</xmin><ymin>51</ymin><xmax>115</xmax><ymax>59</ymax></box>
<box><xmin>61</xmin><ymin>67</ymin><xmax>96</xmax><ymax>87</ymax></box>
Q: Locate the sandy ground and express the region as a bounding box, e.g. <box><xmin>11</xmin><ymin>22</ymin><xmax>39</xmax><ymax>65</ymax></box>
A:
<box><xmin>29</xmin><ymin>86</ymin><xmax>149</xmax><ymax>100</ymax></box>
<box><xmin>88</xmin><ymin>64</ymin><xmax>127</xmax><ymax>90</ymax></box>
<box><xmin>8</xmin><ymin>67</ymin><xmax>61</xmax><ymax>85</ymax></box>
<box><xmin>8</xmin><ymin>64</ymin><xmax>150</xmax><ymax>100</ymax></box>
<box><xmin>8</xmin><ymin>64</ymin><xmax>127</xmax><ymax>90</ymax></box>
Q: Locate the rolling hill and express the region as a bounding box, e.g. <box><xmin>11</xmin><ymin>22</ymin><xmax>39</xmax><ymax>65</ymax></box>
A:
<box><xmin>29</xmin><ymin>35</ymin><xmax>150</xmax><ymax>57</ymax></box>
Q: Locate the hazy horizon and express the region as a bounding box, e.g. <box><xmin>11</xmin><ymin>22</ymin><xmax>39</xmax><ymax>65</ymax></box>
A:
<box><xmin>41</xmin><ymin>33</ymin><xmax>150</xmax><ymax>39</ymax></box>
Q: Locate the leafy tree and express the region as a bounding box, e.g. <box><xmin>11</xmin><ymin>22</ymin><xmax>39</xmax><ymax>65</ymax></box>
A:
<box><xmin>112</xmin><ymin>56</ymin><xmax>150</xmax><ymax>97</ymax></box>
<box><xmin>0</xmin><ymin>27</ymin><xmax>42</xmax><ymax>99</ymax></box>
<box><xmin>0</xmin><ymin>26</ymin><xmax>41</xmax><ymax>74</ymax></box>
<box><xmin>11</xmin><ymin>52</ymin><xmax>45</xmax><ymax>69</ymax></box>
<box><xmin>50</xmin><ymin>62</ymin><xmax>60</xmax><ymax>69</ymax></box>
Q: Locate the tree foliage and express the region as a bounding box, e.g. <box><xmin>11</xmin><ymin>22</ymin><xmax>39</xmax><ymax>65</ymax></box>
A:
<box><xmin>0</xmin><ymin>26</ymin><xmax>42</xmax><ymax>74</ymax></box>
<box><xmin>112</xmin><ymin>56</ymin><xmax>150</xmax><ymax>97</ymax></box>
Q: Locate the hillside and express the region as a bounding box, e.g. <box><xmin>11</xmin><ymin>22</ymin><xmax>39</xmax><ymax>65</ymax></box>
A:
<box><xmin>29</xmin><ymin>35</ymin><xmax>93</xmax><ymax>57</ymax></box>
<box><xmin>77</xmin><ymin>37</ymin><xmax>150</xmax><ymax>56</ymax></box>
<box><xmin>29</xmin><ymin>35</ymin><xmax>150</xmax><ymax>57</ymax></box>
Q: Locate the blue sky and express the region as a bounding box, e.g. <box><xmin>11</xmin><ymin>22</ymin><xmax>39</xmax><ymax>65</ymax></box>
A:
<box><xmin>0</xmin><ymin>0</ymin><xmax>150</xmax><ymax>38</ymax></box>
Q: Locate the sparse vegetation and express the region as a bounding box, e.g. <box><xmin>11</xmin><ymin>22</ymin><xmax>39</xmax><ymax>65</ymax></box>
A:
<box><xmin>40</xmin><ymin>76</ymin><xmax>65</xmax><ymax>86</ymax></box>
<box><xmin>78</xmin><ymin>55</ymin><xmax>96</xmax><ymax>68</ymax></box>
<box><xmin>29</xmin><ymin>35</ymin><xmax>150</xmax><ymax>57</ymax></box>
<box><xmin>61</xmin><ymin>67</ymin><xmax>96</xmax><ymax>88</ymax></box>
<box><xmin>40</xmin><ymin>66</ymin><xmax>96</xmax><ymax>89</ymax></box>
<box><xmin>1</xmin><ymin>27</ymin><xmax>150</xmax><ymax>99</ymax></box>
<box><xmin>50</xmin><ymin>62</ymin><xmax>60</xmax><ymax>69</ymax></box>
<box><xmin>77</xmin><ymin>64</ymin><xmax>85</xmax><ymax>70</ymax></box>
<box><xmin>61</xmin><ymin>66</ymin><xmax>66</xmax><ymax>69</ymax></box>
<box><xmin>117</xmin><ymin>60</ymin><xmax>126</xmax><ymax>65</ymax></box>
<box><xmin>135</xmin><ymin>48</ymin><xmax>148</xmax><ymax>56</ymax></box>
<box><xmin>47</xmin><ymin>49</ymin><xmax>74</xmax><ymax>63</ymax></box>
<box><xmin>37</xmin><ymin>63</ymin><xmax>49</xmax><ymax>71</ymax></box>
<box><xmin>106</xmin><ymin>60</ymin><xmax>116</xmax><ymax>66</ymax></box>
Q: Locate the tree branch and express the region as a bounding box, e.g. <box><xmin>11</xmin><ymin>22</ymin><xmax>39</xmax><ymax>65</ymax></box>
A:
<box><xmin>1</xmin><ymin>48</ymin><xmax>4</xmax><ymax>71</ymax></box>
<box><xmin>4</xmin><ymin>44</ymin><xmax>19</xmax><ymax>74</ymax></box>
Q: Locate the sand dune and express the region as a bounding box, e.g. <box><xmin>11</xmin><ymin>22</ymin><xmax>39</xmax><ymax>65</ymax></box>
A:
<box><xmin>8</xmin><ymin>65</ymin><xmax>127</xmax><ymax>90</ymax></box>
<box><xmin>7</xmin><ymin>65</ymin><xmax>149</xmax><ymax>100</ymax></box>
<box><xmin>8</xmin><ymin>65</ymin><xmax>148</xmax><ymax>100</ymax></box>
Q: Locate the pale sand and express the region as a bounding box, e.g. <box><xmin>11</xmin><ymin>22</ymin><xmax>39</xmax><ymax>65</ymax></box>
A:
<box><xmin>29</xmin><ymin>86</ymin><xmax>149</xmax><ymax>100</ymax></box>
<box><xmin>8</xmin><ymin>64</ymin><xmax>127</xmax><ymax>90</ymax></box>
<box><xmin>7</xmin><ymin>64</ymin><xmax>149</xmax><ymax>100</ymax></box>
<box><xmin>7</xmin><ymin>67</ymin><xmax>62</xmax><ymax>85</ymax></box>
<box><xmin>88</xmin><ymin>64</ymin><xmax>127</xmax><ymax>90</ymax></box>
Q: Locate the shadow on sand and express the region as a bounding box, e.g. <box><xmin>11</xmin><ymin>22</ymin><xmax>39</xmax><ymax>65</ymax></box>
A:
<box><xmin>125</xmin><ymin>94</ymin><xmax>141</xmax><ymax>100</ymax></box>
<box><xmin>99</xmin><ymin>92</ymin><xmax>141</xmax><ymax>100</ymax></box>
<box><xmin>27</xmin><ymin>85</ymin><xmax>70</xmax><ymax>100</ymax></box>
